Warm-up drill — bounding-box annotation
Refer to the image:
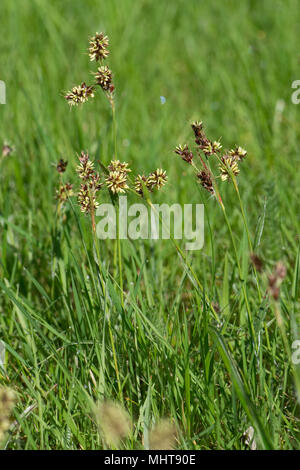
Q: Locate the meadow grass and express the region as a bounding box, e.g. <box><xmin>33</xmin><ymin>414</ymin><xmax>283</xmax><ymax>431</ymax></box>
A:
<box><xmin>0</xmin><ymin>0</ymin><xmax>300</xmax><ymax>450</ymax></box>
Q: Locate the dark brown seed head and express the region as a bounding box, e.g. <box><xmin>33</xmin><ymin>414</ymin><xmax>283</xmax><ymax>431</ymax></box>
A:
<box><xmin>56</xmin><ymin>159</ymin><xmax>68</xmax><ymax>173</ymax></box>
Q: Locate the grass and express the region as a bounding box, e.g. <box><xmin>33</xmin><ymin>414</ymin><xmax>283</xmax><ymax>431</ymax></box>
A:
<box><xmin>0</xmin><ymin>0</ymin><xmax>300</xmax><ymax>450</ymax></box>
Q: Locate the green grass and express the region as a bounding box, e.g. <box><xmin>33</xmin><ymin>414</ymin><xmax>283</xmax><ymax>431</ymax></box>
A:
<box><xmin>0</xmin><ymin>0</ymin><xmax>300</xmax><ymax>450</ymax></box>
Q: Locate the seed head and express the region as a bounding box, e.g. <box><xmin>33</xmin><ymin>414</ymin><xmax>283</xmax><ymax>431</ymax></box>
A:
<box><xmin>94</xmin><ymin>65</ymin><xmax>113</xmax><ymax>91</ymax></box>
<box><xmin>94</xmin><ymin>400</ymin><xmax>131</xmax><ymax>447</ymax></box>
<box><xmin>56</xmin><ymin>158</ymin><xmax>68</xmax><ymax>174</ymax></box>
<box><xmin>175</xmin><ymin>145</ymin><xmax>193</xmax><ymax>163</ymax></box>
<box><xmin>147</xmin><ymin>169</ymin><xmax>168</xmax><ymax>190</ymax></box>
<box><xmin>65</xmin><ymin>82</ymin><xmax>95</xmax><ymax>106</ymax></box>
<box><xmin>89</xmin><ymin>32</ymin><xmax>109</xmax><ymax>62</ymax></box>
<box><xmin>219</xmin><ymin>155</ymin><xmax>240</xmax><ymax>181</ymax></box>
<box><xmin>0</xmin><ymin>387</ymin><xmax>15</xmax><ymax>443</ymax></box>
<box><xmin>105</xmin><ymin>170</ymin><xmax>128</xmax><ymax>194</ymax></box>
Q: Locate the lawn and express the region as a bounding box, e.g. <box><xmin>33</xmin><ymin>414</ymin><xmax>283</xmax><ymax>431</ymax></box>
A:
<box><xmin>0</xmin><ymin>0</ymin><xmax>300</xmax><ymax>450</ymax></box>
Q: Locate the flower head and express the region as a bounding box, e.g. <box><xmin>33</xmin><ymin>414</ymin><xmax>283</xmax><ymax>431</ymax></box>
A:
<box><xmin>56</xmin><ymin>158</ymin><xmax>68</xmax><ymax>174</ymax></box>
<box><xmin>219</xmin><ymin>154</ymin><xmax>240</xmax><ymax>181</ymax></box>
<box><xmin>65</xmin><ymin>83</ymin><xmax>94</xmax><ymax>106</ymax></box>
<box><xmin>147</xmin><ymin>169</ymin><xmax>168</xmax><ymax>190</ymax></box>
<box><xmin>134</xmin><ymin>174</ymin><xmax>149</xmax><ymax>195</ymax></box>
<box><xmin>197</xmin><ymin>170</ymin><xmax>214</xmax><ymax>194</ymax></box>
<box><xmin>78</xmin><ymin>183</ymin><xmax>100</xmax><ymax>213</ymax></box>
<box><xmin>105</xmin><ymin>170</ymin><xmax>128</xmax><ymax>194</ymax></box>
<box><xmin>76</xmin><ymin>151</ymin><xmax>95</xmax><ymax>181</ymax></box>
<box><xmin>89</xmin><ymin>32</ymin><xmax>109</xmax><ymax>62</ymax></box>
<box><xmin>229</xmin><ymin>146</ymin><xmax>247</xmax><ymax>161</ymax></box>
<box><xmin>94</xmin><ymin>65</ymin><xmax>113</xmax><ymax>92</ymax></box>
<box><xmin>175</xmin><ymin>145</ymin><xmax>193</xmax><ymax>163</ymax></box>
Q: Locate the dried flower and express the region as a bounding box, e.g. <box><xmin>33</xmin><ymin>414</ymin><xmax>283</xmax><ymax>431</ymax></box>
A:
<box><xmin>175</xmin><ymin>145</ymin><xmax>193</xmax><ymax>163</ymax></box>
<box><xmin>56</xmin><ymin>183</ymin><xmax>73</xmax><ymax>203</ymax></box>
<box><xmin>76</xmin><ymin>151</ymin><xmax>95</xmax><ymax>181</ymax></box>
<box><xmin>106</xmin><ymin>170</ymin><xmax>129</xmax><ymax>194</ymax></box>
<box><xmin>0</xmin><ymin>387</ymin><xmax>15</xmax><ymax>443</ymax></box>
<box><xmin>65</xmin><ymin>82</ymin><xmax>94</xmax><ymax>106</ymax></box>
<box><xmin>147</xmin><ymin>169</ymin><xmax>168</xmax><ymax>190</ymax></box>
<box><xmin>149</xmin><ymin>419</ymin><xmax>177</xmax><ymax>450</ymax></box>
<box><xmin>95</xmin><ymin>65</ymin><xmax>113</xmax><ymax>91</ymax></box>
<box><xmin>107</xmin><ymin>160</ymin><xmax>131</xmax><ymax>175</ymax></box>
<box><xmin>219</xmin><ymin>154</ymin><xmax>240</xmax><ymax>181</ymax></box>
<box><xmin>268</xmin><ymin>261</ymin><xmax>286</xmax><ymax>301</ymax></box>
<box><xmin>191</xmin><ymin>121</ymin><xmax>204</xmax><ymax>138</ymax></box>
<box><xmin>56</xmin><ymin>159</ymin><xmax>68</xmax><ymax>174</ymax></box>
<box><xmin>229</xmin><ymin>146</ymin><xmax>247</xmax><ymax>161</ymax></box>
<box><xmin>197</xmin><ymin>170</ymin><xmax>214</xmax><ymax>194</ymax></box>
<box><xmin>95</xmin><ymin>400</ymin><xmax>131</xmax><ymax>447</ymax></box>
<box><xmin>89</xmin><ymin>32</ymin><xmax>109</xmax><ymax>62</ymax></box>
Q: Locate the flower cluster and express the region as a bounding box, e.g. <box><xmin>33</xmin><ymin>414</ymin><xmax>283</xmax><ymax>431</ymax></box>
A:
<box><xmin>134</xmin><ymin>169</ymin><xmax>168</xmax><ymax>195</ymax></box>
<box><xmin>76</xmin><ymin>152</ymin><xmax>102</xmax><ymax>213</ymax></box>
<box><xmin>65</xmin><ymin>82</ymin><xmax>95</xmax><ymax>106</ymax></box>
<box><xmin>88</xmin><ymin>32</ymin><xmax>109</xmax><ymax>62</ymax></box>
<box><xmin>0</xmin><ymin>387</ymin><xmax>15</xmax><ymax>443</ymax></box>
<box><xmin>175</xmin><ymin>121</ymin><xmax>247</xmax><ymax>196</ymax></box>
<box><xmin>65</xmin><ymin>32</ymin><xmax>114</xmax><ymax>107</ymax></box>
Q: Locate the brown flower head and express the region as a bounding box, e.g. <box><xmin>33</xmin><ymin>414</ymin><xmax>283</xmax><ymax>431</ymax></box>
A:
<box><xmin>76</xmin><ymin>151</ymin><xmax>95</xmax><ymax>181</ymax></box>
<box><xmin>56</xmin><ymin>158</ymin><xmax>68</xmax><ymax>174</ymax></box>
<box><xmin>65</xmin><ymin>83</ymin><xmax>95</xmax><ymax>106</ymax></box>
<box><xmin>94</xmin><ymin>65</ymin><xmax>113</xmax><ymax>91</ymax></box>
<box><xmin>197</xmin><ymin>170</ymin><xmax>214</xmax><ymax>194</ymax></box>
<box><xmin>175</xmin><ymin>144</ymin><xmax>193</xmax><ymax>163</ymax></box>
<box><xmin>89</xmin><ymin>32</ymin><xmax>109</xmax><ymax>62</ymax></box>
<box><xmin>229</xmin><ymin>146</ymin><xmax>247</xmax><ymax>161</ymax></box>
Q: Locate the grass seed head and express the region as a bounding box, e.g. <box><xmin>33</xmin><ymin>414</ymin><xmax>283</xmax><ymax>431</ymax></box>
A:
<box><xmin>56</xmin><ymin>183</ymin><xmax>73</xmax><ymax>203</ymax></box>
<box><xmin>197</xmin><ymin>170</ymin><xmax>214</xmax><ymax>194</ymax></box>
